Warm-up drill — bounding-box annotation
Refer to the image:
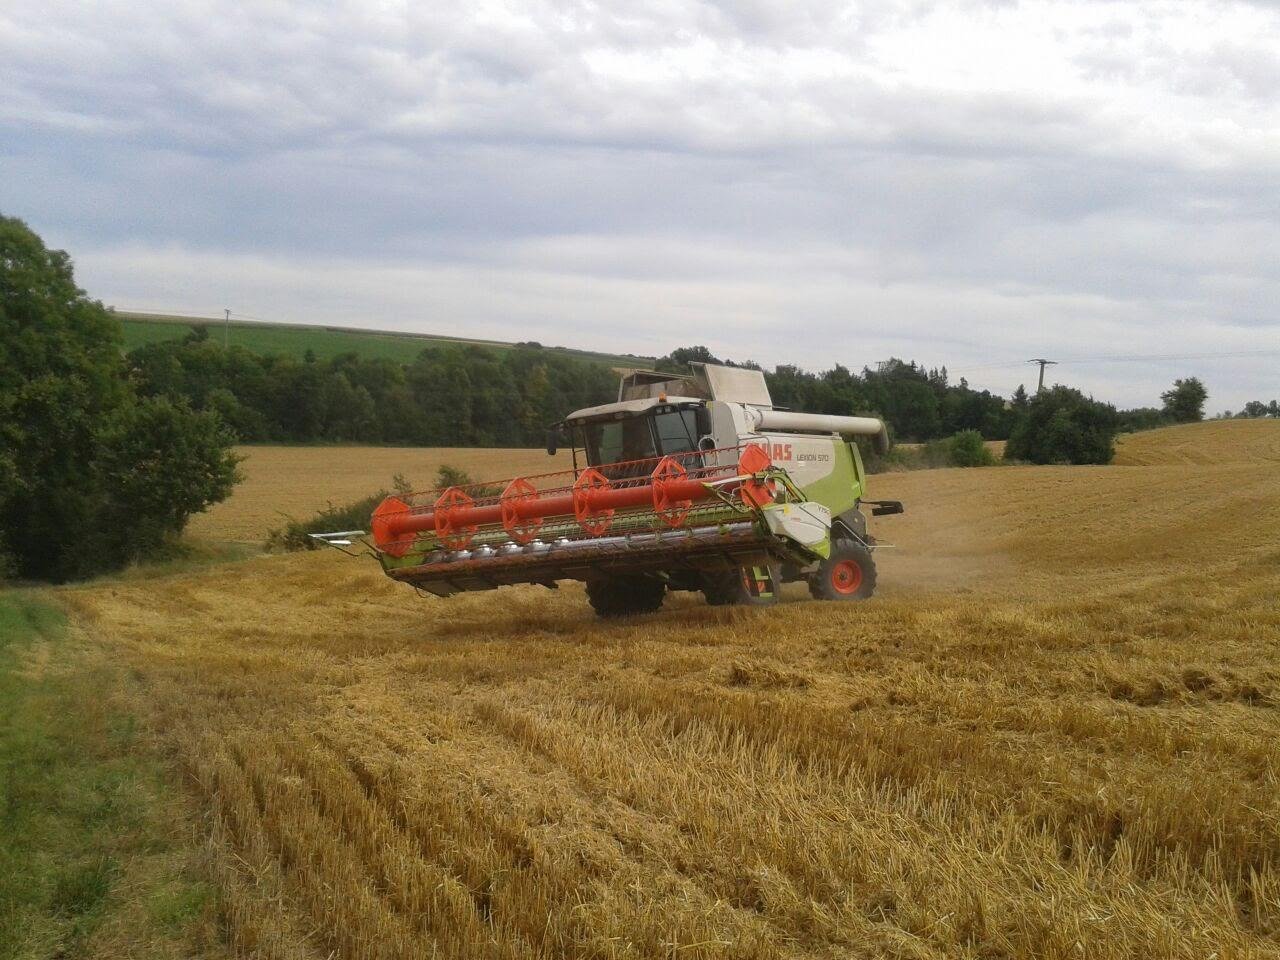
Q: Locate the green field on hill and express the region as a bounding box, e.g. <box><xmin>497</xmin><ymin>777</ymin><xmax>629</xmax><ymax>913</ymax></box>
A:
<box><xmin>117</xmin><ymin>312</ymin><xmax>654</xmax><ymax>368</ymax></box>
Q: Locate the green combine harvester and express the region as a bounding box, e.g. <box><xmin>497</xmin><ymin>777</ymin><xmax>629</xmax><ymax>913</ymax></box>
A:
<box><xmin>318</xmin><ymin>363</ymin><xmax>903</xmax><ymax>617</ymax></box>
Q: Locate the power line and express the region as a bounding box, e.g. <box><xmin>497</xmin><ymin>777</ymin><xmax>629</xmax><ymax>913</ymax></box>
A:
<box><xmin>1052</xmin><ymin>350</ymin><xmax>1280</xmax><ymax>364</ymax></box>
<box><xmin>951</xmin><ymin>348</ymin><xmax>1280</xmax><ymax>377</ymax></box>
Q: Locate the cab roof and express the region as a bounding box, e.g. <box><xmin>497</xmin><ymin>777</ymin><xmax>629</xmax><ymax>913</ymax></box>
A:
<box><xmin>563</xmin><ymin>395</ymin><xmax>704</xmax><ymax>423</ymax></box>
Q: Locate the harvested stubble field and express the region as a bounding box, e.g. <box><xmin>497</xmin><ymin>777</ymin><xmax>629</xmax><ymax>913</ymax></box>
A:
<box><xmin>58</xmin><ymin>420</ymin><xmax>1280</xmax><ymax>958</ymax></box>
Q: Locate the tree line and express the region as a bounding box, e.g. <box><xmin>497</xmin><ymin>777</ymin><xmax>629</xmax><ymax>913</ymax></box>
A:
<box><xmin>128</xmin><ymin>338</ymin><xmax>1027</xmax><ymax>448</ymax></box>
<box><xmin>127</xmin><ymin>334</ymin><xmax>1222</xmax><ymax>467</ymax></box>
<box><xmin>1221</xmin><ymin>400</ymin><xmax>1279</xmax><ymax>419</ymax></box>
<box><xmin>127</xmin><ymin>329</ymin><xmax>619</xmax><ymax>447</ymax></box>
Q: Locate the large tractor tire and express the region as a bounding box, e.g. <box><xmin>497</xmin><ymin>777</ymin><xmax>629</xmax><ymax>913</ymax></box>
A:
<box><xmin>809</xmin><ymin>540</ymin><xmax>877</xmax><ymax>601</ymax></box>
<box><xmin>702</xmin><ymin>564</ymin><xmax>781</xmax><ymax>607</ymax></box>
<box><xmin>586</xmin><ymin>575</ymin><xmax>666</xmax><ymax>618</ymax></box>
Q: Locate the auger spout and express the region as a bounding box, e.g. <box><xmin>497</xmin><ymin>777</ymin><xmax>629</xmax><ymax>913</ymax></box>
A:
<box><xmin>747</xmin><ymin>409</ymin><xmax>890</xmax><ymax>454</ymax></box>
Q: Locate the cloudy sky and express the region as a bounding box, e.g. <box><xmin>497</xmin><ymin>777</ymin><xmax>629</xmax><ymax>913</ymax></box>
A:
<box><xmin>3</xmin><ymin>0</ymin><xmax>1278</xmax><ymax>409</ymax></box>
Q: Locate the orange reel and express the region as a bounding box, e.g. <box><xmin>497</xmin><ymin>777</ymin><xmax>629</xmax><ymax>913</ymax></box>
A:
<box><xmin>572</xmin><ymin>468</ymin><xmax>614</xmax><ymax>535</ymax></box>
<box><xmin>433</xmin><ymin>486</ymin><xmax>478</xmax><ymax>549</ymax></box>
<box><xmin>500</xmin><ymin>477</ymin><xmax>542</xmax><ymax>544</ymax></box>
<box><xmin>651</xmin><ymin>456</ymin><xmax>693</xmax><ymax>527</ymax></box>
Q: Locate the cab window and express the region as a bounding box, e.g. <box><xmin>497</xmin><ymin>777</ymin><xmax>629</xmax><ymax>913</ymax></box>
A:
<box><xmin>580</xmin><ymin>418</ymin><xmax>656</xmax><ymax>466</ymax></box>
<box><xmin>652</xmin><ymin>408</ymin><xmax>700</xmax><ymax>456</ymax></box>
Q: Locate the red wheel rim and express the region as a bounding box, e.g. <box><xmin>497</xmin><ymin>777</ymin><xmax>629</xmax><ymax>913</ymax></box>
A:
<box><xmin>830</xmin><ymin>559</ymin><xmax>863</xmax><ymax>595</ymax></box>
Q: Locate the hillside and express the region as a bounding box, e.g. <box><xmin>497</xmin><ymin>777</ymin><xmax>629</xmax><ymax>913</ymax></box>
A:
<box><xmin>117</xmin><ymin>311</ymin><xmax>656</xmax><ymax>368</ymax></box>
<box><xmin>1114</xmin><ymin>417</ymin><xmax>1280</xmax><ymax>466</ymax></box>
<box><xmin>48</xmin><ymin>422</ymin><xmax>1280</xmax><ymax>958</ymax></box>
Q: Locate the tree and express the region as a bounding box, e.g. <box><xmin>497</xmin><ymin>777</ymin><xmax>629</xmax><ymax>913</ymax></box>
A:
<box><xmin>1005</xmin><ymin>386</ymin><xmax>1119</xmax><ymax>465</ymax></box>
<box><xmin>1160</xmin><ymin>377</ymin><xmax>1207</xmax><ymax>423</ymax></box>
<box><xmin>1241</xmin><ymin>400</ymin><xmax>1270</xmax><ymax>419</ymax></box>
<box><xmin>862</xmin><ymin>359</ymin><xmax>941</xmax><ymax>441</ymax></box>
<box><xmin>88</xmin><ymin>397</ymin><xmax>240</xmax><ymax>561</ymax></box>
<box><xmin>948</xmin><ymin>430</ymin><xmax>996</xmax><ymax>467</ymax></box>
<box><xmin>657</xmin><ymin>345</ymin><xmax>722</xmax><ymax>373</ymax></box>
<box><xmin>1116</xmin><ymin>407</ymin><xmax>1169</xmax><ymax>433</ymax></box>
<box><xmin>0</xmin><ymin>215</ymin><xmax>240</xmax><ymax>580</ymax></box>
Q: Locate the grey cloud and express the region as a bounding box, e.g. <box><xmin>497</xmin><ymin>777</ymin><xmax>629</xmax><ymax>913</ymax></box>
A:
<box><xmin>2</xmin><ymin>0</ymin><xmax>1279</xmax><ymax>409</ymax></box>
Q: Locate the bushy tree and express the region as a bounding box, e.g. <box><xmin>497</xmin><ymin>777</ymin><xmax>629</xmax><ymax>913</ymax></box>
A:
<box><xmin>1117</xmin><ymin>406</ymin><xmax>1170</xmax><ymax>433</ymax></box>
<box><xmin>1161</xmin><ymin>377</ymin><xmax>1207</xmax><ymax>423</ymax></box>
<box><xmin>948</xmin><ymin>430</ymin><xmax>996</xmax><ymax>467</ymax></box>
<box><xmin>862</xmin><ymin>359</ymin><xmax>941</xmax><ymax>441</ymax></box>
<box><xmin>0</xmin><ymin>215</ymin><xmax>239</xmax><ymax>580</ymax></box>
<box><xmin>763</xmin><ymin>356</ymin><xmax>1015</xmax><ymax>443</ymax></box>
<box><xmin>87</xmin><ymin>396</ymin><xmax>240</xmax><ymax>562</ymax></box>
<box><xmin>1239</xmin><ymin>400</ymin><xmax>1273</xmax><ymax>419</ymax></box>
<box><xmin>1005</xmin><ymin>386</ymin><xmax>1119</xmax><ymax>465</ymax></box>
<box><xmin>657</xmin><ymin>345</ymin><xmax>722</xmax><ymax>373</ymax></box>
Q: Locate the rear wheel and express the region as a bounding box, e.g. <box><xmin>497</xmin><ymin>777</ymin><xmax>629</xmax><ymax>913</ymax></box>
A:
<box><xmin>809</xmin><ymin>540</ymin><xmax>877</xmax><ymax>601</ymax></box>
<box><xmin>586</xmin><ymin>575</ymin><xmax>666</xmax><ymax>617</ymax></box>
<box><xmin>702</xmin><ymin>564</ymin><xmax>780</xmax><ymax>606</ymax></box>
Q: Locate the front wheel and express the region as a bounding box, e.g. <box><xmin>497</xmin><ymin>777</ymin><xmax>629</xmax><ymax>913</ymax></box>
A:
<box><xmin>809</xmin><ymin>540</ymin><xmax>877</xmax><ymax>601</ymax></box>
<box><xmin>586</xmin><ymin>575</ymin><xmax>666</xmax><ymax>617</ymax></box>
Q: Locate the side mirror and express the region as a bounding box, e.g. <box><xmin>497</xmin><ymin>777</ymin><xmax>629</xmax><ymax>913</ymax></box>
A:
<box><xmin>546</xmin><ymin>426</ymin><xmax>560</xmax><ymax>456</ymax></box>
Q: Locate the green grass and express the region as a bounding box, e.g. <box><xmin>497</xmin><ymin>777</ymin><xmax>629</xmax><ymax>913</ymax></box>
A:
<box><xmin>117</xmin><ymin>311</ymin><xmax>655</xmax><ymax>368</ymax></box>
<box><xmin>0</xmin><ymin>593</ymin><xmax>221</xmax><ymax>959</ymax></box>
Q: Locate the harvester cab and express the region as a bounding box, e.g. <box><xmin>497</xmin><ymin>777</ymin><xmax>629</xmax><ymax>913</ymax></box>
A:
<box><xmin>349</xmin><ymin>363</ymin><xmax>903</xmax><ymax>617</ymax></box>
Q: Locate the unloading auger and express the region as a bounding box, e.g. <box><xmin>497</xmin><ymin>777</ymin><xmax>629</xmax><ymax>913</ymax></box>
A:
<box><xmin>316</xmin><ymin>362</ymin><xmax>903</xmax><ymax>617</ymax></box>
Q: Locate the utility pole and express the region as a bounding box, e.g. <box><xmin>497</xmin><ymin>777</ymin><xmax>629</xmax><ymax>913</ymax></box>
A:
<box><xmin>1028</xmin><ymin>358</ymin><xmax>1057</xmax><ymax>393</ymax></box>
<box><xmin>224</xmin><ymin>308</ymin><xmax>230</xmax><ymax>348</ymax></box>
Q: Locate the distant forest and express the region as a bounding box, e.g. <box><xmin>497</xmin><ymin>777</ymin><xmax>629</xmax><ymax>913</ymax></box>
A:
<box><xmin>130</xmin><ymin>332</ymin><xmax>1245</xmax><ymax>449</ymax></box>
<box><xmin>126</xmin><ymin>331</ymin><xmax>1032</xmax><ymax>447</ymax></box>
<box><xmin>127</xmin><ymin>329</ymin><xmax>616</xmax><ymax>447</ymax></box>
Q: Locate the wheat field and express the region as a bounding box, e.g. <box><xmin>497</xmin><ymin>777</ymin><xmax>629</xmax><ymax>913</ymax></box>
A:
<box><xmin>189</xmin><ymin>446</ymin><xmax>574</xmax><ymax>542</ymax></box>
<box><xmin>1113</xmin><ymin>418</ymin><xmax>1280</xmax><ymax>466</ymax></box>
<box><xmin>61</xmin><ymin>420</ymin><xmax>1280</xmax><ymax>958</ymax></box>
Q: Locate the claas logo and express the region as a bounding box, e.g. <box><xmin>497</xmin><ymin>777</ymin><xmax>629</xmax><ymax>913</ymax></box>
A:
<box><xmin>751</xmin><ymin>441</ymin><xmax>793</xmax><ymax>461</ymax></box>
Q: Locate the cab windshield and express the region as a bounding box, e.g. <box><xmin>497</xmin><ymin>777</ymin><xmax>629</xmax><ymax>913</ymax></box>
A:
<box><xmin>577</xmin><ymin>406</ymin><xmax>702</xmax><ymax>472</ymax></box>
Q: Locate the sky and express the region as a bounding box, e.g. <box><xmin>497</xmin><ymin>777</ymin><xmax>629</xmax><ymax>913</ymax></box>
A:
<box><xmin>2</xmin><ymin>0</ymin><xmax>1278</xmax><ymax>410</ymax></box>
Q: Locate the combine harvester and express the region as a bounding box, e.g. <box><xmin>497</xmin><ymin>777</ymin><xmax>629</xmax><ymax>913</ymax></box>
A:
<box><xmin>319</xmin><ymin>363</ymin><xmax>903</xmax><ymax>617</ymax></box>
